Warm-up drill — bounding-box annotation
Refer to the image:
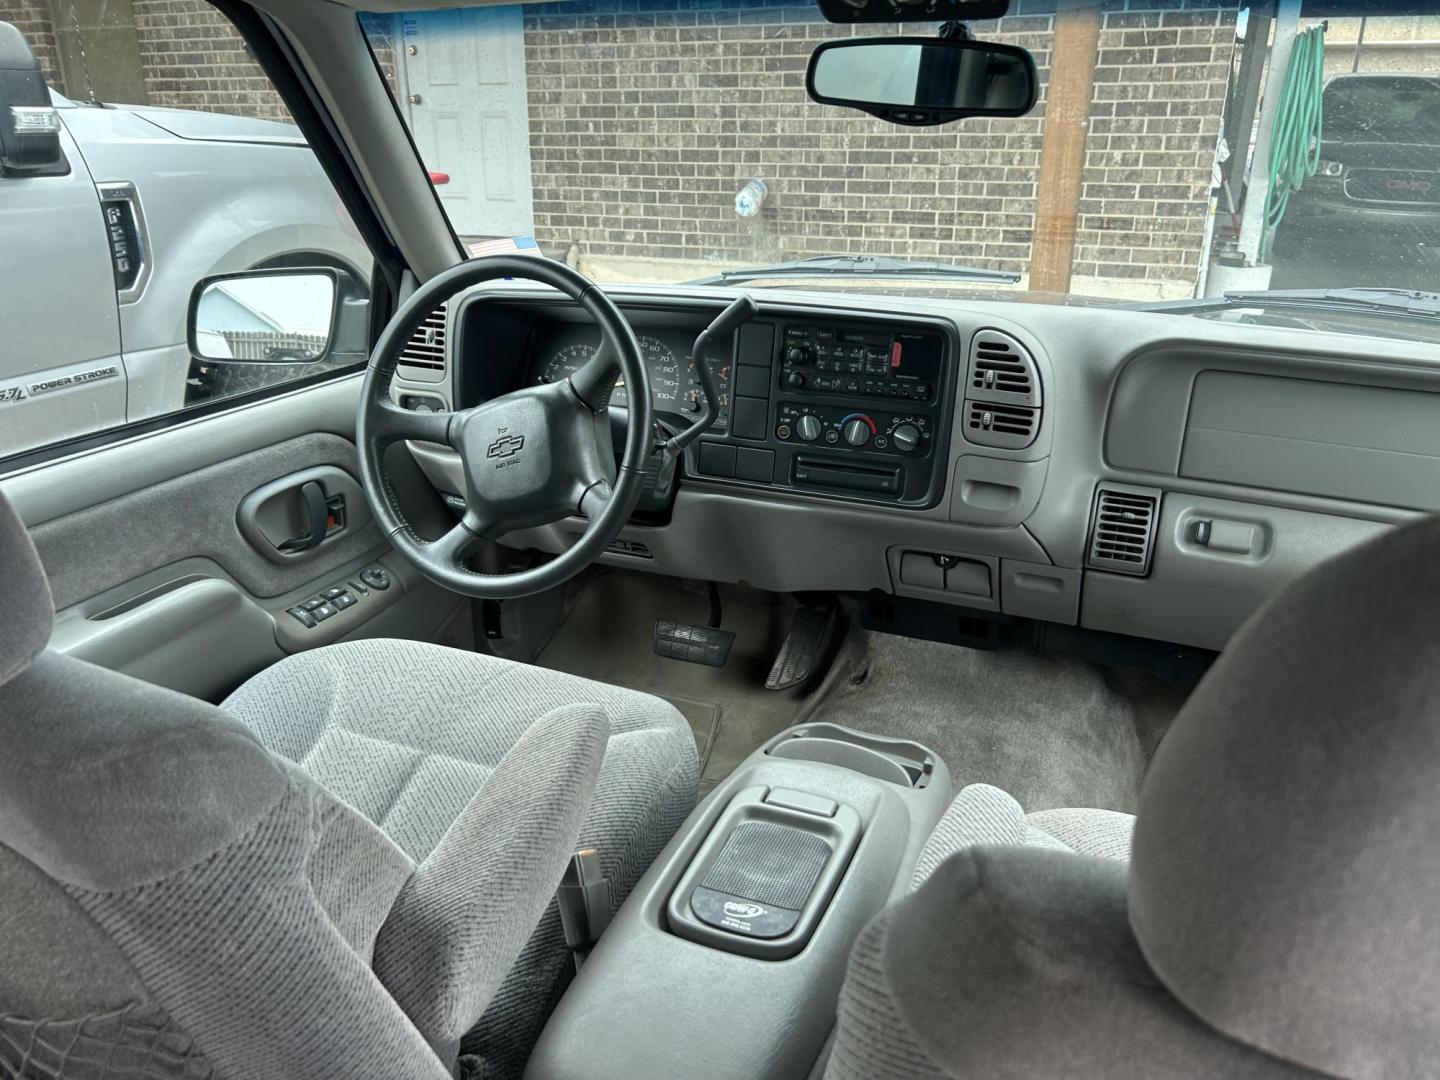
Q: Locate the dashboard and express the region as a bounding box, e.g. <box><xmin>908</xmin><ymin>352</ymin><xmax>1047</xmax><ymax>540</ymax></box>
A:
<box><xmin>394</xmin><ymin>282</ymin><xmax>1437</xmax><ymax>657</ymax></box>
<box><xmin>529</xmin><ymin>322</ymin><xmax>734</xmax><ymax>430</ymax></box>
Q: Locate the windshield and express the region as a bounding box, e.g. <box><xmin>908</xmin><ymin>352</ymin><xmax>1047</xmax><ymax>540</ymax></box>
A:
<box><xmin>359</xmin><ymin>3</ymin><xmax>1438</xmax><ymax>331</ymax></box>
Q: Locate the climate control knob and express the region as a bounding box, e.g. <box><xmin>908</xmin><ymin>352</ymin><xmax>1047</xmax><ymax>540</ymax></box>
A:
<box><xmin>796</xmin><ymin>414</ymin><xmax>822</xmax><ymax>442</ymax></box>
<box><xmin>891</xmin><ymin>423</ymin><xmax>922</xmax><ymax>452</ymax></box>
<box><xmin>843</xmin><ymin>418</ymin><xmax>872</xmax><ymax>447</ymax></box>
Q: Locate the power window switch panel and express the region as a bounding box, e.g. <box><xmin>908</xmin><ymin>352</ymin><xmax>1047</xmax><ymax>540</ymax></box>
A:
<box><xmin>287</xmin><ymin>606</ymin><xmax>316</xmax><ymax>628</ymax></box>
<box><xmin>333</xmin><ymin>592</ymin><xmax>358</xmax><ymax>611</ymax></box>
<box><xmin>311</xmin><ymin>602</ymin><xmax>338</xmax><ymax>622</ymax></box>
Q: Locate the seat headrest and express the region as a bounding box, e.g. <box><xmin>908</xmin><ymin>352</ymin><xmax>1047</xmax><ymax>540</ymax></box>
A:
<box><xmin>0</xmin><ymin>487</ymin><xmax>52</xmax><ymax>686</ymax></box>
<box><xmin>1129</xmin><ymin>515</ymin><xmax>1440</xmax><ymax>1079</ymax></box>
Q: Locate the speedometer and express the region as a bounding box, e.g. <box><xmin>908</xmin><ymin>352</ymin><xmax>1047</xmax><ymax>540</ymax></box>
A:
<box><xmin>536</xmin><ymin>335</ymin><xmax>682</xmax><ymax>408</ymax></box>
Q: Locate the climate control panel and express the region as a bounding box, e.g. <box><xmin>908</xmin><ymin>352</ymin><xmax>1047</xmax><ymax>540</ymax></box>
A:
<box><xmin>776</xmin><ymin>402</ymin><xmax>935</xmax><ymax>457</ymax></box>
<box><xmin>687</xmin><ymin>315</ymin><xmax>953</xmax><ymax>508</ymax></box>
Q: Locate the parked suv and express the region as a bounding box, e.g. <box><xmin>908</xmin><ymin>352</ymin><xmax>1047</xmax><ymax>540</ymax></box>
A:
<box><xmin>0</xmin><ymin>21</ymin><xmax>369</xmax><ymax>459</ymax></box>
<box><xmin>1281</xmin><ymin>73</ymin><xmax>1440</xmax><ymax>250</ymax></box>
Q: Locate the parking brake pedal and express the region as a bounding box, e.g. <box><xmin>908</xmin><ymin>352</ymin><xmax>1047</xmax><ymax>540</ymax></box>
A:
<box><xmin>766</xmin><ymin>606</ymin><xmax>833</xmax><ymax>690</ymax></box>
<box><xmin>655</xmin><ymin>582</ymin><xmax>734</xmax><ymax>666</ymax></box>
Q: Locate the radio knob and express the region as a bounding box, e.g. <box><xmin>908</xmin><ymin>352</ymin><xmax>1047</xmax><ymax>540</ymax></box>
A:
<box><xmin>891</xmin><ymin>423</ymin><xmax>921</xmax><ymax>452</ymax></box>
<box><xmin>786</xmin><ymin>346</ymin><xmax>810</xmax><ymax>365</ymax></box>
<box><xmin>796</xmin><ymin>414</ymin><xmax>822</xmax><ymax>442</ymax></box>
<box><xmin>843</xmin><ymin>418</ymin><xmax>871</xmax><ymax>447</ymax></box>
<box><xmin>786</xmin><ymin>371</ymin><xmax>807</xmax><ymax>390</ymax></box>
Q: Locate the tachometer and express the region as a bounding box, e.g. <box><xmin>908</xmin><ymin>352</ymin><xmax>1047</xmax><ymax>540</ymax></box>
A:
<box><xmin>536</xmin><ymin>335</ymin><xmax>682</xmax><ymax>408</ymax></box>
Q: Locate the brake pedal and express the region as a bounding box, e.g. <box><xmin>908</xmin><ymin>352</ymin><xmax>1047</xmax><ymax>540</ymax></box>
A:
<box><xmin>766</xmin><ymin>606</ymin><xmax>833</xmax><ymax>690</ymax></box>
<box><xmin>654</xmin><ymin>619</ymin><xmax>735</xmax><ymax>667</ymax></box>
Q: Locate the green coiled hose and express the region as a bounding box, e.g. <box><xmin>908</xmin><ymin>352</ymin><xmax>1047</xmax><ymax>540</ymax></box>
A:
<box><xmin>1261</xmin><ymin>23</ymin><xmax>1326</xmax><ymax>261</ymax></box>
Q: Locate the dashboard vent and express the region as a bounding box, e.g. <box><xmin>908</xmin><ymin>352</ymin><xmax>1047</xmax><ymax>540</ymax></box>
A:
<box><xmin>968</xmin><ymin>330</ymin><xmax>1040</xmax><ymax>407</ymax></box>
<box><xmin>964</xmin><ymin>401</ymin><xmax>1038</xmax><ymax>450</ymax></box>
<box><xmin>396</xmin><ymin>304</ymin><xmax>447</xmax><ymax>382</ymax></box>
<box><xmin>1087</xmin><ymin>485</ymin><xmax>1161</xmax><ymax>576</ymax></box>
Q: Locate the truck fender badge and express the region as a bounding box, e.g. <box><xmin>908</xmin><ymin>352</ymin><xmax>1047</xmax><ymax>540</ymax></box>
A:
<box><xmin>722</xmin><ymin>901</ymin><xmax>766</xmax><ymax>919</ymax></box>
<box><xmin>0</xmin><ymin>387</ymin><xmax>26</xmax><ymax>404</ymax></box>
<box><xmin>28</xmin><ymin>365</ymin><xmax>120</xmax><ymax>396</ymax></box>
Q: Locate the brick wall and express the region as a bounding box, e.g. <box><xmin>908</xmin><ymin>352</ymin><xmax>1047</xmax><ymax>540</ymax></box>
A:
<box><xmin>522</xmin><ymin>0</ymin><xmax>1236</xmax><ymax>287</ymax></box>
<box><xmin>133</xmin><ymin>0</ymin><xmax>293</xmax><ymax>122</ymax></box>
<box><xmin>522</xmin><ymin>0</ymin><xmax>1055</xmax><ymax>274</ymax></box>
<box><xmin>1075</xmin><ymin>4</ymin><xmax>1237</xmax><ymax>284</ymax></box>
<box><xmin>0</xmin><ymin>0</ymin><xmax>64</xmax><ymax>91</ymax></box>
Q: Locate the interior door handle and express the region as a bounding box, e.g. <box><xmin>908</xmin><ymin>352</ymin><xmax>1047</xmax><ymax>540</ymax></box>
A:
<box><xmin>278</xmin><ymin>481</ymin><xmax>328</xmax><ymax>553</ymax></box>
<box><xmin>237</xmin><ymin>466</ymin><xmax>369</xmax><ymax>566</ymax></box>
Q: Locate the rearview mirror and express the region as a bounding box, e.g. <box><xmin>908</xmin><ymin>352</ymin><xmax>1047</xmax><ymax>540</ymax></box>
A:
<box><xmin>0</xmin><ymin>21</ymin><xmax>67</xmax><ymax>176</ymax></box>
<box><xmin>188</xmin><ymin>268</ymin><xmax>339</xmax><ymax>364</ymax></box>
<box><xmin>807</xmin><ymin>36</ymin><xmax>1037</xmax><ymax>126</ymax></box>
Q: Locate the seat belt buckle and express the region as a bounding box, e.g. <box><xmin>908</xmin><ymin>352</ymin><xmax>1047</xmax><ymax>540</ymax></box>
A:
<box><xmin>557</xmin><ymin>848</ymin><xmax>611</xmax><ymax>967</ymax></box>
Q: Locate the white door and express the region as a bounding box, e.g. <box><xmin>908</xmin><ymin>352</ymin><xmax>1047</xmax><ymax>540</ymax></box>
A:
<box><xmin>400</xmin><ymin>8</ymin><xmax>535</xmax><ymax>239</ymax></box>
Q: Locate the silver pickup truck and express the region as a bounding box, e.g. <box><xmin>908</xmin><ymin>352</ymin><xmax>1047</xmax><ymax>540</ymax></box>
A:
<box><xmin>0</xmin><ymin>21</ymin><xmax>369</xmax><ymax>459</ymax></box>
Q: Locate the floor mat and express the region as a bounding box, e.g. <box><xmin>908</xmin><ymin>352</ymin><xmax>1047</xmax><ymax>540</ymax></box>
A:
<box><xmin>804</xmin><ymin>630</ymin><xmax>1188</xmax><ymax>814</ymax></box>
<box><xmin>536</xmin><ymin>571</ymin><xmax>819</xmax><ymax>792</ymax></box>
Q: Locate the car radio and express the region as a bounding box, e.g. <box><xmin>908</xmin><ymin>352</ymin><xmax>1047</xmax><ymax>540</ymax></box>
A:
<box><xmin>688</xmin><ymin>317</ymin><xmax>953</xmax><ymax>508</ymax></box>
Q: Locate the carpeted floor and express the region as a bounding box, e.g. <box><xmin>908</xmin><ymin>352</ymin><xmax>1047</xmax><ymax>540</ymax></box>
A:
<box><xmin>536</xmin><ymin>570</ymin><xmax>824</xmax><ymax>793</ymax></box>
<box><xmin>539</xmin><ymin>571</ymin><xmax>1190</xmax><ymax>812</ymax></box>
<box><xmin>804</xmin><ymin>630</ymin><xmax>1189</xmax><ymax>813</ymax></box>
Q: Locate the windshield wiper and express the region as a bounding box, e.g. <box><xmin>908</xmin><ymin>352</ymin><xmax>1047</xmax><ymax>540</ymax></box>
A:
<box><xmin>1137</xmin><ymin>287</ymin><xmax>1440</xmax><ymax>319</ymax></box>
<box><xmin>687</xmin><ymin>255</ymin><xmax>1019</xmax><ymax>287</ymax></box>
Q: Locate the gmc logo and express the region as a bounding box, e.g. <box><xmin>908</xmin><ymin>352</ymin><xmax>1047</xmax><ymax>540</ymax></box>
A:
<box><xmin>487</xmin><ymin>434</ymin><xmax>526</xmax><ymax>459</ymax></box>
<box><xmin>1386</xmin><ymin>179</ymin><xmax>1432</xmax><ymax>192</ymax></box>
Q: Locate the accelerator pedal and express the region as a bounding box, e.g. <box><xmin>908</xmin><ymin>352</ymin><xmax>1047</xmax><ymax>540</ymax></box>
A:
<box><xmin>765</xmin><ymin>605</ymin><xmax>833</xmax><ymax>691</ymax></box>
<box><xmin>655</xmin><ymin>582</ymin><xmax>734</xmax><ymax>667</ymax></box>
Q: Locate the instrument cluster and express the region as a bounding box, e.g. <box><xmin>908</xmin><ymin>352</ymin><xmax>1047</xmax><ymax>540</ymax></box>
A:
<box><xmin>531</xmin><ymin>326</ymin><xmax>733</xmax><ymax>428</ymax></box>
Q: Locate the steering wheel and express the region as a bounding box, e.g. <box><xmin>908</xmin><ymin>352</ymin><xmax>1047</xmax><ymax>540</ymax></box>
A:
<box><xmin>356</xmin><ymin>256</ymin><xmax>651</xmax><ymax>599</ymax></box>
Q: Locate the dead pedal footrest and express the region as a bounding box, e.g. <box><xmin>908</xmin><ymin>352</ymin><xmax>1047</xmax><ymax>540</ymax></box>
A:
<box><xmin>654</xmin><ymin>619</ymin><xmax>735</xmax><ymax>667</ymax></box>
<box><xmin>766</xmin><ymin>607</ymin><xmax>832</xmax><ymax>690</ymax></box>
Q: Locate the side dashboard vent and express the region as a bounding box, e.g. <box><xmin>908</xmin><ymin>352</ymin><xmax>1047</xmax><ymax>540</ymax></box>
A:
<box><xmin>396</xmin><ymin>305</ymin><xmax>448</xmax><ymax>382</ymax></box>
<box><xmin>968</xmin><ymin>330</ymin><xmax>1040</xmax><ymax>407</ymax></box>
<box><xmin>964</xmin><ymin>401</ymin><xmax>1037</xmax><ymax>450</ymax></box>
<box><xmin>1087</xmin><ymin>485</ymin><xmax>1161</xmax><ymax>576</ymax></box>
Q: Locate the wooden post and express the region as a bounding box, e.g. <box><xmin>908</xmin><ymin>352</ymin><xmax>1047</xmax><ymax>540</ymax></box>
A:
<box><xmin>1029</xmin><ymin>1</ymin><xmax>1102</xmax><ymax>294</ymax></box>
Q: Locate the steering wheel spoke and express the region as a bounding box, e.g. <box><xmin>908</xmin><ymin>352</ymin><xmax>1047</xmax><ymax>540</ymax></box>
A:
<box><xmin>371</xmin><ymin>399</ymin><xmax>457</xmax><ymax>448</ymax></box>
<box><xmin>425</xmin><ymin>514</ymin><xmax>488</xmax><ymax>569</ymax></box>
<box><xmin>568</xmin><ymin>339</ymin><xmax>621</xmax><ymax>413</ymax></box>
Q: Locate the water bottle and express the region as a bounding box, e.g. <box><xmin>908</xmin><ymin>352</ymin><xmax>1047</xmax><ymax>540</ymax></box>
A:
<box><xmin>735</xmin><ymin>178</ymin><xmax>768</xmax><ymax>218</ymax></box>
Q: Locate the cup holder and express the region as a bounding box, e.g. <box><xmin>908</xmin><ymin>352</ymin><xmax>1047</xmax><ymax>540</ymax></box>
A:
<box><xmin>764</xmin><ymin>722</ymin><xmax>937</xmax><ymax>788</ymax></box>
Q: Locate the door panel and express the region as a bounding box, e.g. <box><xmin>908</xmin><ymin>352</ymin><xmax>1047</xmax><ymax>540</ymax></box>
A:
<box><xmin>2</xmin><ymin>376</ymin><xmax>467</xmax><ymax>701</ymax></box>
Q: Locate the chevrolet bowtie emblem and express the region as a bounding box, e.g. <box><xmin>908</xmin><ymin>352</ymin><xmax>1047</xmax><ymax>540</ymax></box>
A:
<box><xmin>486</xmin><ymin>434</ymin><xmax>526</xmax><ymax>459</ymax></box>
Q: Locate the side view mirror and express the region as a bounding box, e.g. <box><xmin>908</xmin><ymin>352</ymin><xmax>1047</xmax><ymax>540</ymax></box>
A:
<box><xmin>188</xmin><ymin>268</ymin><xmax>340</xmax><ymax>365</ymax></box>
<box><xmin>807</xmin><ymin>36</ymin><xmax>1038</xmax><ymax>127</ymax></box>
<box><xmin>0</xmin><ymin>21</ymin><xmax>67</xmax><ymax>176</ymax></box>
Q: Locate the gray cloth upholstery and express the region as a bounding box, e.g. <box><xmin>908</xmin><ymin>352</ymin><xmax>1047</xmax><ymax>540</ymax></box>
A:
<box><xmin>0</xmin><ymin>487</ymin><xmax>52</xmax><ymax>687</ymax></box>
<box><xmin>2</xmin><ymin>500</ymin><xmax>696</xmax><ymax>1080</ymax></box>
<box><xmin>831</xmin><ymin>514</ymin><xmax>1440</xmax><ymax>1080</ymax></box>
<box><xmin>373</xmin><ymin>704</ymin><xmax>608</xmax><ymax>1066</ymax></box>
<box><xmin>827</xmin><ymin>847</ymin><xmax>1327</xmax><ymax>1080</ymax></box>
<box><xmin>0</xmin><ymin>652</ymin><xmax>450</xmax><ymax>1080</ymax></box>
<box><xmin>26</xmin><ymin>434</ymin><xmax>383</xmax><ymax>609</ymax></box>
<box><xmin>911</xmin><ymin>783</ymin><xmax>1131</xmax><ymax>889</ymax></box>
<box><xmin>222</xmin><ymin>638</ymin><xmax>699</xmax><ymax>1077</ymax></box>
<box><xmin>1131</xmin><ymin>513</ymin><xmax>1440</xmax><ymax>1079</ymax></box>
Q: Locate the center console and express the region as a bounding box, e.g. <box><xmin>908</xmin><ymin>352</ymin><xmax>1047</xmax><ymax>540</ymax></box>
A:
<box><xmin>686</xmin><ymin>315</ymin><xmax>955</xmax><ymax>509</ymax></box>
<box><xmin>523</xmin><ymin>725</ymin><xmax>951</xmax><ymax>1080</ymax></box>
